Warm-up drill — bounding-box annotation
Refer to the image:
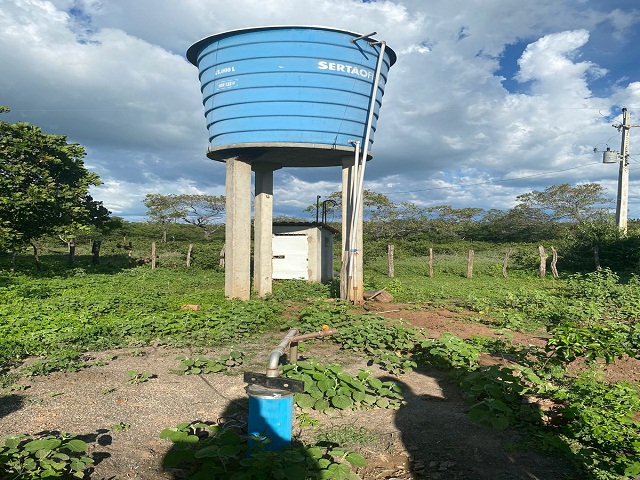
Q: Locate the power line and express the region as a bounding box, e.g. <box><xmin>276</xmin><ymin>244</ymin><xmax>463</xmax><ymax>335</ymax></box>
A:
<box><xmin>378</xmin><ymin>161</ymin><xmax>604</xmax><ymax>195</ymax></box>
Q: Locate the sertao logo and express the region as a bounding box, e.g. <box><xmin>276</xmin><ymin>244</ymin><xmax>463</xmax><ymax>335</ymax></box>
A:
<box><xmin>317</xmin><ymin>61</ymin><xmax>373</xmax><ymax>79</ymax></box>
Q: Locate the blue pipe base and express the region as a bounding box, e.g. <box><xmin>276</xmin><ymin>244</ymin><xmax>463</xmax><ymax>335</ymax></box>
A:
<box><xmin>247</xmin><ymin>384</ymin><xmax>294</xmax><ymax>451</ymax></box>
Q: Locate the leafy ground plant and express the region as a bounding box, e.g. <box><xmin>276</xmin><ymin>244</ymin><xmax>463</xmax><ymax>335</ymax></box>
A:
<box><xmin>176</xmin><ymin>351</ymin><xmax>244</xmax><ymax>375</ymax></box>
<box><xmin>159</xmin><ymin>421</ymin><xmax>366</xmax><ymax>480</ymax></box>
<box><xmin>0</xmin><ymin>433</ymin><xmax>93</xmax><ymax>479</ymax></box>
<box><xmin>282</xmin><ymin>359</ymin><xmax>404</xmax><ymax>412</ymax></box>
<box><xmin>126</xmin><ymin>370</ymin><xmax>154</xmax><ymax>384</ymax></box>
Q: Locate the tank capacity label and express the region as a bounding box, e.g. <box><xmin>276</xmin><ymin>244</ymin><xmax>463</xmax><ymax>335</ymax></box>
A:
<box><xmin>215</xmin><ymin>66</ymin><xmax>236</xmax><ymax>75</ymax></box>
<box><xmin>317</xmin><ymin>61</ymin><xmax>373</xmax><ymax>79</ymax></box>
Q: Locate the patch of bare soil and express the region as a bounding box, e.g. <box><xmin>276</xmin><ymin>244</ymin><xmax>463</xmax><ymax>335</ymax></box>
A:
<box><xmin>2</xmin><ymin>305</ymin><xmax>635</xmax><ymax>479</ymax></box>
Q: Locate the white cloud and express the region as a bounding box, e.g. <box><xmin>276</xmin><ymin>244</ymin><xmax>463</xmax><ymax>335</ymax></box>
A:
<box><xmin>2</xmin><ymin>0</ymin><xmax>640</xmax><ymax>221</ymax></box>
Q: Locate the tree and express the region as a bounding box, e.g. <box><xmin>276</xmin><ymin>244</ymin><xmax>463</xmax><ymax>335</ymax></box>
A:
<box><xmin>0</xmin><ymin>107</ymin><xmax>110</xmax><ymax>265</ymax></box>
<box><xmin>470</xmin><ymin>206</ymin><xmax>560</xmax><ymax>242</ymax></box>
<box><xmin>425</xmin><ymin>205</ymin><xmax>485</xmax><ymax>240</ymax></box>
<box><xmin>174</xmin><ymin>194</ymin><xmax>225</xmax><ymax>238</ymax></box>
<box><xmin>144</xmin><ymin>193</ymin><xmax>225</xmax><ymax>239</ymax></box>
<box><xmin>144</xmin><ymin>193</ymin><xmax>183</xmax><ymax>242</ymax></box>
<box><xmin>516</xmin><ymin>183</ymin><xmax>612</xmax><ymax>225</ymax></box>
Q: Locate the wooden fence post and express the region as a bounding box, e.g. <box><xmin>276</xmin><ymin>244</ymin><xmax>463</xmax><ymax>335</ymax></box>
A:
<box><xmin>388</xmin><ymin>244</ymin><xmax>395</xmax><ymax>278</ymax></box>
<box><xmin>467</xmin><ymin>249</ymin><xmax>474</xmax><ymax>279</ymax></box>
<box><xmin>550</xmin><ymin>247</ymin><xmax>559</xmax><ymax>278</ymax></box>
<box><xmin>151</xmin><ymin>242</ymin><xmax>156</xmax><ymax>270</ymax></box>
<box><xmin>126</xmin><ymin>241</ymin><xmax>133</xmax><ymax>266</ymax></box>
<box><xmin>428</xmin><ymin>248</ymin><xmax>434</xmax><ymax>278</ymax></box>
<box><xmin>502</xmin><ymin>248</ymin><xmax>512</xmax><ymax>278</ymax></box>
<box><xmin>91</xmin><ymin>240</ymin><xmax>101</xmax><ymax>265</ymax></box>
<box><xmin>186</xmin><ymin>243</ymin><xmax>193</xmax><ymax>267</ymax></box>
<box><xmin>538</xmin><ymin>245</ymin><xmax>547</xmax><ymax>278</ymax></box>
<box><xmin>219</xmin><ymin>244</ymin><xmax>225</xmax><ymax>268</ymax></box>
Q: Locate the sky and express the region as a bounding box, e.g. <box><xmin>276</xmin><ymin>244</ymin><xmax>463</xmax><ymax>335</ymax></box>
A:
<box><xmin>2</xmin><ymin>0</ymin><xmax>640</xmax><ymax>222</ymax></box>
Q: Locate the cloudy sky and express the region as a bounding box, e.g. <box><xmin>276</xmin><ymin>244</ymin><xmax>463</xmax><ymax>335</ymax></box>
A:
<box><xmin>2</xmin><ymin>0</ymin><xmax>640</xmax><ymax>222</ymax></box>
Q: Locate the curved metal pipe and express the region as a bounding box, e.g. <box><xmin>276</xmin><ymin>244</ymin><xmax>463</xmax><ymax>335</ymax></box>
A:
<box><xmin>266</xmin><ymin>328</ymin><xmax>298</xmax><ymax>377</ymax></box>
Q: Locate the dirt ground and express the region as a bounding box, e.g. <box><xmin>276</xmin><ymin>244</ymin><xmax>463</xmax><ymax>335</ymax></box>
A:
<box><xmin>1</xmin><ymin>305</ymin><xmax>637</xmax><ymax>479</ymax></box>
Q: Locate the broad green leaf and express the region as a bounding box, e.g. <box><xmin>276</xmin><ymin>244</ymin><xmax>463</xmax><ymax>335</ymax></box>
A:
<box><xmin>362</xmin><ymin>394</ymin><xmax>377</xmax><ymax>405</ymax></box>
<box><xmin>65</xmin><ymin>439</ymin><xmax>88</xmax><ymax>453</ymax></box>
<box><xmin>306</xmin><ymin>446</ymin><xmax>323</xmax><ymax>459</ymax></box>
<box><xmin>24</xmin><ymin>438</ymin><xmax>61</xmax><ymax>452</ymax></box>
<box><xmin>194</xmin><ymin>445</ymin><xmax>220</xmax><ymax>458</ymax></box>
<box><xmin>352</xmin><ymin>390</ymin><xmax>366</xmax><ymax>403</ymax></box>
<box><xmin>332</xmin><ymin>394</ymin><xmax>353</xmax><ymax>410</ymax></box>
<box><xmin>467</xmin><ymin>406</ymin><xmax>488</xmax><ymax>423</ymax></box>
<box><xmin>318</xmin><ymin>379</ymin><xmax>334</xmax><ymax>393</ymax></box>
<box><xmin>283</xmin><ymin>464</ymin><xmax>307</xmax><ymax>480</ymax></box>
<box><xmin>345</xmin><ymin>452</ymin><xmax>367</xmax><ymax>467</ymax></box>
<box><xmin>490</xmin><ymin>415</ymin><xmax>510</xmax><ymax>430</ymax></box>
<box><xmin>295</xmin><ymin>393</ymin><xmax>316</xmax><ymax>409</ymax></box>
<box><xmin>368</xmin><ymin>377</ymin><xmax>383</xmax><ymax>389</ymax></box>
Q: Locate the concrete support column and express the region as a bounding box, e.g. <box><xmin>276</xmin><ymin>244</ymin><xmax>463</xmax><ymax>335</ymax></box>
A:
<box><xmin>340</xmin><ymin>157</ymin><xmax>364</xmax><ymax>303</ymax></box>
<box><xmin>225</xmin><ymin>157</ymin><xmax>252</xmax><ymax>300</ymax></box>
<box><xmin>253</xmin><ymin>164</ymin><xmax>278</xmax><ymax>297</ymax></box>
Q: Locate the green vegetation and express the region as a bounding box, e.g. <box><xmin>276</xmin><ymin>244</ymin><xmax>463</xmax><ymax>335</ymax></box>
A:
<box><xmin>176</xmin><ymin>351</ymin><xmax>244</xmax><ymax>375</ymax></box>
<box><xmin>126</xmin><ymin>370</ymin><xmax>155</xmax><ymax>384</ymax></box>
<box><xmin>0</xmin><ymin>267</ymin><xmax>279</xmax><ymax>370</ymax></box>
<box><xmin>0</xmin><ymin>241</ymin><xmax>639</xmax><ymax>479</ymax></box>
<box><xmin>160</xmin><ymin>422</ymin><xmax>366</xmax><ymax>480</ymax></box>
<box><xmin>0</xmin><ymin>107</ymin><xmax>111</xmax><ymax>267</ymax></box>
<box><xmin>282</xmin><ymin>359</ymin><xmax>405</xmax><ymax>412</ymax></box>
<box><xmin>286</xmin><ymin>269</ymin><xmax>640</xmax><ymax>480</ymax></box>
<box><xmin>4</xmin><ymin>104</ymin><xmax>636</xmax><ymax>478</ymax></box>
<box><xmin>0</xmin><ymin>433</ymin><xmax>93</xmax><ymax>479</ymax></box>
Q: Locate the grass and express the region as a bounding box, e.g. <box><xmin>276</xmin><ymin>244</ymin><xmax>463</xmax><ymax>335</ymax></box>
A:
<box><xmin>0</xmin><ymin>266</ymin><xmax>281</xmax><ymax>367</ymax></box>
<box><xmin>1</xmin><ymin>251</ymin><xmax>639</xmax><ymax>479</ymax></box>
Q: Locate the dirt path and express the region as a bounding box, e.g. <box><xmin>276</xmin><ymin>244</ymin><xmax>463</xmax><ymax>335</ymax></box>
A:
<box><xmin>2</xmin><ymin>306</ymin><xmax>630</xmax><ymax>479</ymax></box>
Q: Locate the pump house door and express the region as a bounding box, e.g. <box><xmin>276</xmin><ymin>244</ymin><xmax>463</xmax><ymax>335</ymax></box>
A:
<box><xmin>272</xmin><ymin>234</ymin><xmax>309</xmax><ymax>280</ymax></box>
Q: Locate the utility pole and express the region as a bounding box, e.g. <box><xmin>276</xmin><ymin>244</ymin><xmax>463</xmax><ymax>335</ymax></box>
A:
<box><xmin>615</xmin><ymin>108</ymin><xmax>631</xmax><ymax>234</ymax></box>
<box><xmin>611</xmin><ymin>108</ymin><xmax>640</xmax><ymax>235</ymax></box>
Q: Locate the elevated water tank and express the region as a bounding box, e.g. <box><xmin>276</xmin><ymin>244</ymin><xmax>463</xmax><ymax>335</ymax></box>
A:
<box><xmin>186</xmin><ymin>26</ymin><xmax>396</xmax><ymax>167</ymax></box>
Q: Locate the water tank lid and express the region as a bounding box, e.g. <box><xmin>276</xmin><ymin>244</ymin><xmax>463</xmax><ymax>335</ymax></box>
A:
<box><xmin>186</xmin><ymin>25</ymin><xmax>397</xmax><ymax>66</ymax></box>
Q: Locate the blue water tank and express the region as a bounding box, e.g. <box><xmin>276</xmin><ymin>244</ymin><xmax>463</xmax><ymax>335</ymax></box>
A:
<box><xmin>186</xmin><ymin>26</ymin><xmax>396</xmax><ymax>167</ymax></box>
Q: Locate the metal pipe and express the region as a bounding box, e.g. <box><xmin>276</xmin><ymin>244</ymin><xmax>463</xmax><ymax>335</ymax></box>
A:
<box><xmin>346</xmin><ymin>141</ymin><xmax>361</xmax><ymax>301</ymax></box>
<box><xmin>266</xmin><ymin>328</ymin><xmax>298</xmax><ymax>377</ymax></box>
<box><xmin>360</xmin><ymin>41</ymin><xmax>386</xmax><ymax>165</ymax></box>
<box><xmin>322</xmin><ymin>199</ymin><xmax>337</xmax><ymax>224</ymax></box>
<box><xmin>351</xmin><ymin>31</ymin><xmax>377</xmax><ymax>43</ymax></box>
<box><xmin>346</xmin><ymin>41</ymin><xmax>387</xmax><ymax>302</ymax></box>
<box><xmin>289</xmin><ymin>328</ymin><xmax>339</xmax><ymax>342</ymax></box>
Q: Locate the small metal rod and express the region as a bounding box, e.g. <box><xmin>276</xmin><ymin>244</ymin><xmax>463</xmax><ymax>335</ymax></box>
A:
<box><xmin>351</xmin><ymin>31</ymin><xmax>377</xmax><ymax>43</ymax></box>
<box><xmin>289</xmin><ymin>329</ymin><xmax>339</xmax><ymax>363</ymax></box>
<box><xmin>288</xmin><ymin>328</ymin><xmax>339</xmax><ymax>343</ymax></box>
